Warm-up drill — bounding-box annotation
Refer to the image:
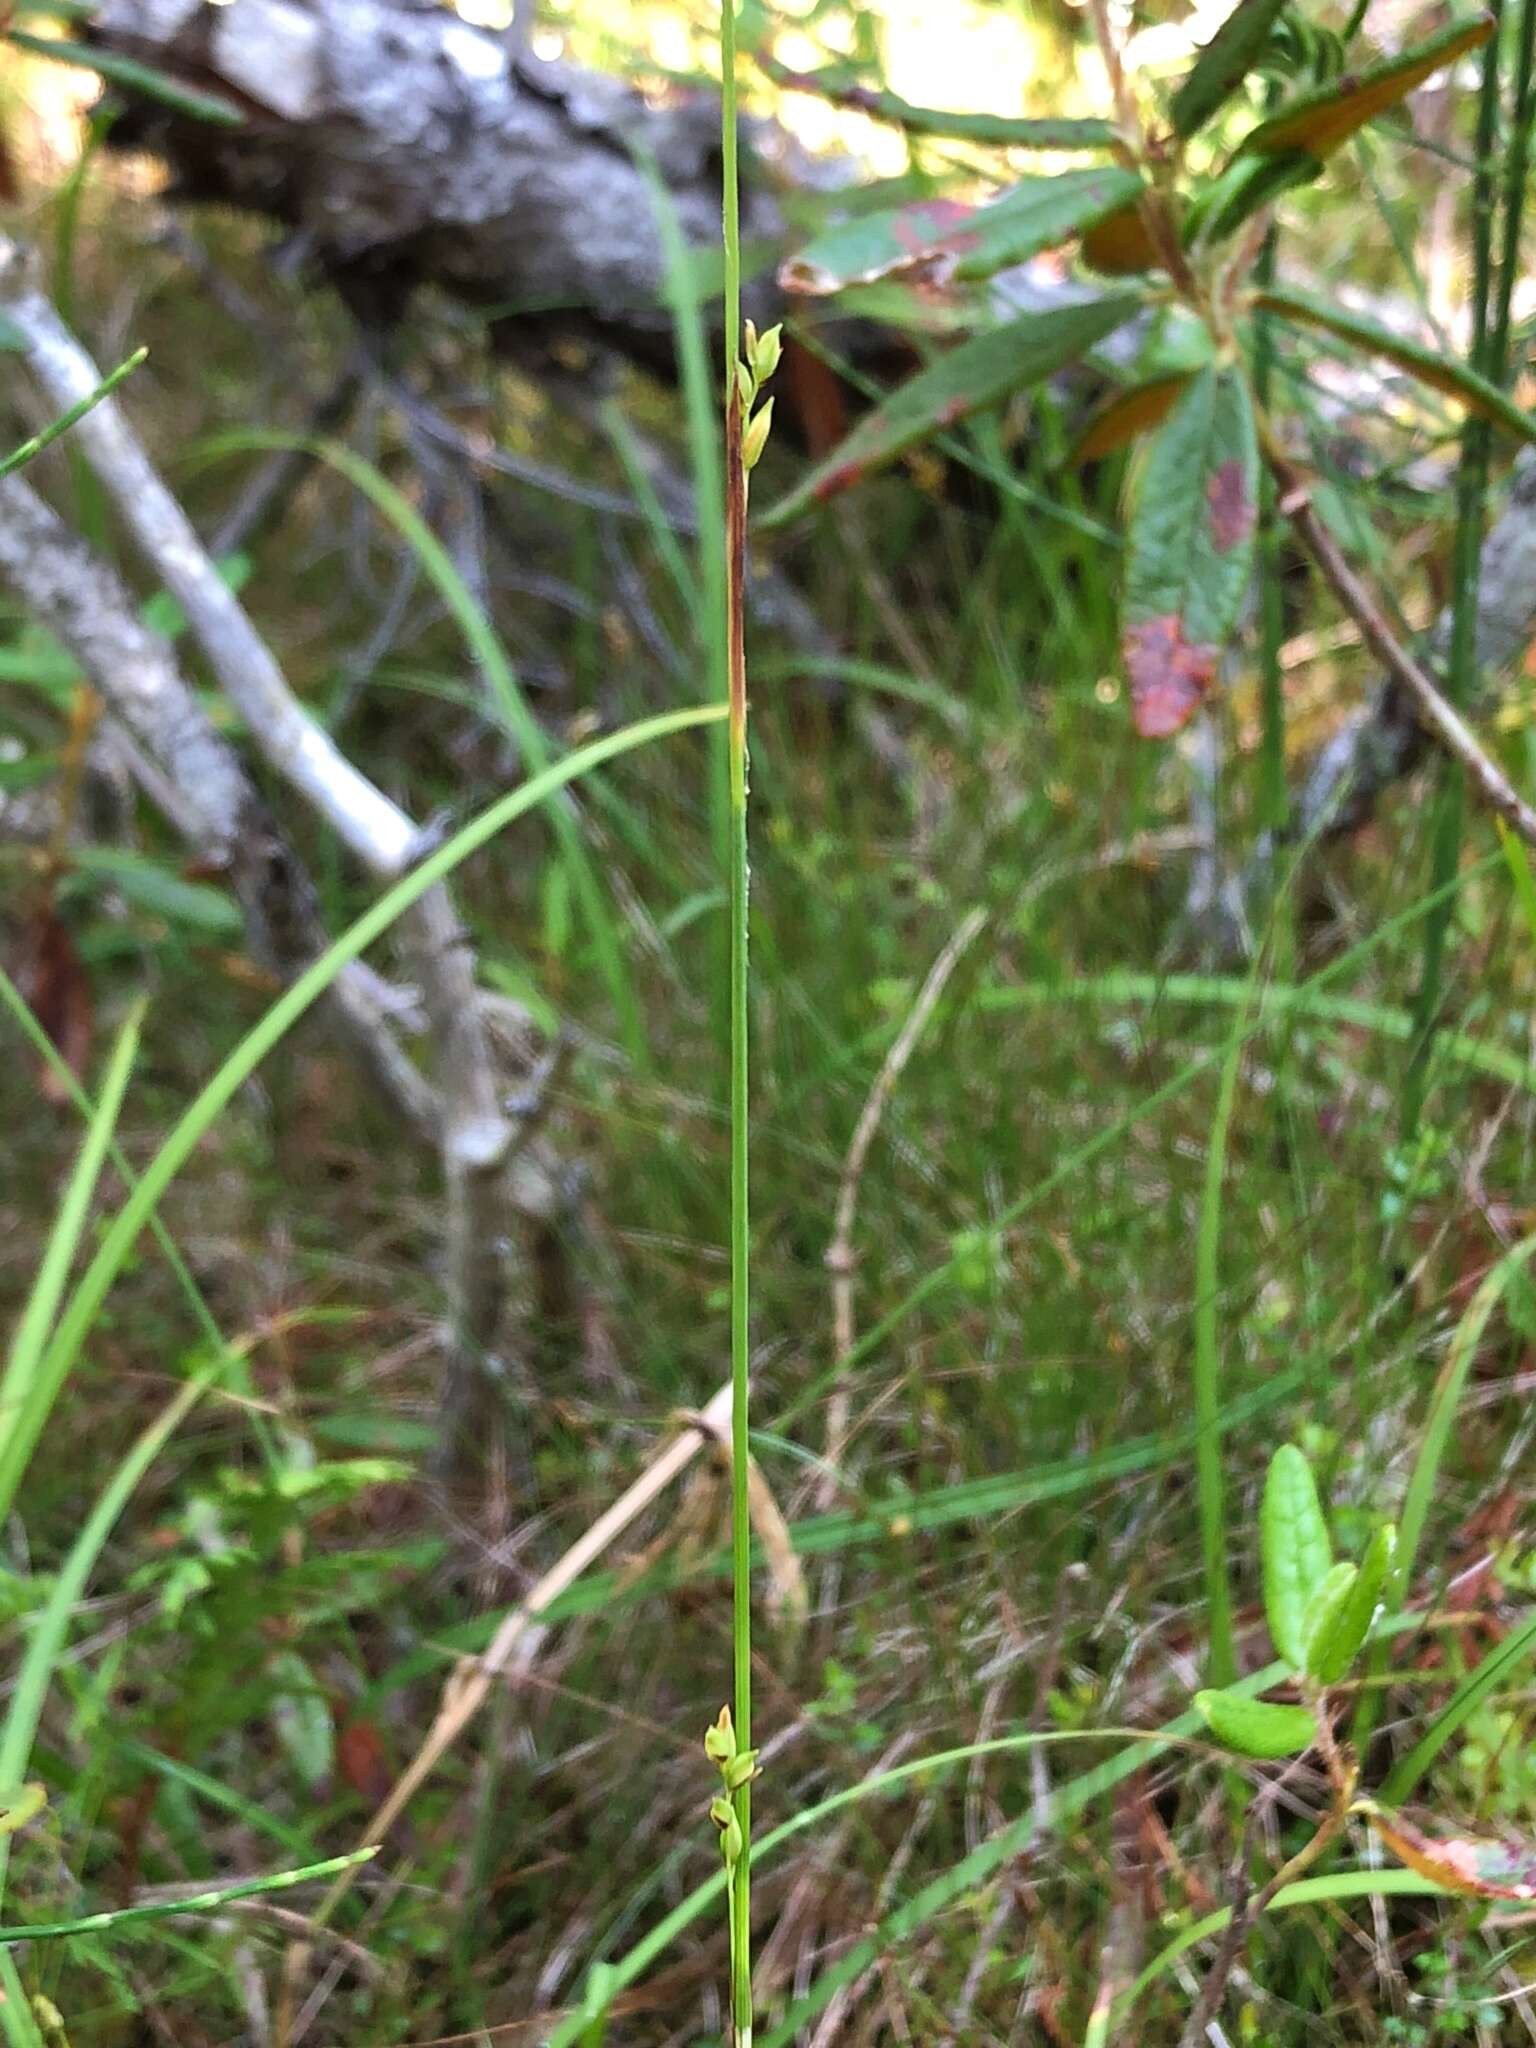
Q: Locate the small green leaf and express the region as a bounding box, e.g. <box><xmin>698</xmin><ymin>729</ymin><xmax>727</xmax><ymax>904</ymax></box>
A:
<box><xmin>1261</xmin><ymin>1443</ymin><xmax>1333</xmax><ymax>1667</ymax></box>
<box><xmin>1182</xmin><ymin>149</ymin><xmax>1322</xmax><ymax>245</ymax></box>
<box><xmin>780</xmin><ymin>169</ymin><xmax>1142</xmax><ymax>296</ymax></box>
<box><xmin>1304</xmin><ymin>1523</ymin><xmax>1395</xmax><ymax>1683</ymax></box>
<box><xmin>1236</xmin><ymin>15</ymin><xmax>1494</xmax><ymax>160</ymax></box>
<box><xmin>1171</xmin><ymin>0</ymin><xmax>1292</xmax><ymax>138</ymax></box>
<box><xmin>1300</xmin><ymin>1560</ymin><xmax>1357</xmax><ymax>1679</ymax></box>
<box><xmin>1120</xmin><ymin>364</ymin><xmax>1259</xmax><ymax>737</ymax></box>
<box><xmin>1195</xmin><ymin>1688</ymin><xmax>1317</xmax><ymax>1758</ymax></box>
<box><xmin>62</xmin><ymin>848</ymin><xmax>242</xmax><ymax>933</ymax></box>
<box><xmin>1255</xmin><ymin>286</ymin><xmax>1536</xmax><ymax>446</ymax></box>
<box><xmin>762</xmin><ymin>293</ymin><xmax>1143</xmax><ymax>526</ymax></box>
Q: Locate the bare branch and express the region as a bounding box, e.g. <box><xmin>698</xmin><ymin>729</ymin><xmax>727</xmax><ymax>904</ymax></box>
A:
<box><xmin>0</xmin><ymin>470</ymin><xmax>439</xmax><ymax>1138</ymax></box>
<box><xmin>1273</xmin><ymin>452</ymin><xmax>1536</xmax><ymax>848</ymax></box>
<box><xmin>0</xmin><ymin>237</ymin><xmax>417</xmax><ymax>877</ymax></box>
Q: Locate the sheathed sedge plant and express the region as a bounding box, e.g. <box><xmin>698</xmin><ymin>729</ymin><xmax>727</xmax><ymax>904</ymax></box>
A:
<box><xmin>763</xmin><ymin>1</ymin><xmax>1536</xmax><ymax>743</ymax></box>
<box><xmin>707</xmin><ymin>3</ymin><xmax>780</xmax><ymax>2043</ymax></box>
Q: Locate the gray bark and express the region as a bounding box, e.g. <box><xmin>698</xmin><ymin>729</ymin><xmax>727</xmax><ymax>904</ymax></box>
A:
<box><xmin>90</xmin><ymin>0</ymin><xmax>796</xmax><ymax>361</ymax></box>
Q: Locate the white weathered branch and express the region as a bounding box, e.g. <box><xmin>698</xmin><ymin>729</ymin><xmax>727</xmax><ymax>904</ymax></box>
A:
<box><xmin>0</xmin><ymin>238</ymin><xmax>417</xmax><ymax>878</ymax></box>
<box><xmin>0</xmin><ymin>469</ymin><xmax>440</xmax><ymax>1137</ymax></box>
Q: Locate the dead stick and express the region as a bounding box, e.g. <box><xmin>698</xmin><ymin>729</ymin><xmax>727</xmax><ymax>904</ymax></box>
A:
<box><xmin>1272</xmin><ymin>451</ymin><xmax>1536</xmax><ymax>847</ymax></box>
<box><xmin>306</xmin><ymin>1377</ymin><xmax>738</xmax><ymax>1937</ymax></box>
<box><xmin>821</xmin><ymin>907</ymin><xmax>986</xmax><ymax>1504</ymax></box>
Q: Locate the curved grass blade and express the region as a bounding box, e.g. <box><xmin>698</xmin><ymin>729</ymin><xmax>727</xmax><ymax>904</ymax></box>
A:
<box><xmin>0</xmin><ymin>1366</ymin><xmax>221</xmax><ymax>1916</ymax></box>
<box><xmin>0</xmin><ymin>1850</ymin><xmax>376</xmax><ymax>1944</ymax></box>
<box><xmin>762</xmin><ymin>293</ymin><xmax>1143</xmax><ymax>525</ymax></box>
<box><xmin>1394</xmin><ymin>1233</ymin><xmax>1536</xmax><ymax>1629</ymax></box>
<box><xmin>1111</xmin><ymin>1870</ymin><xmax>1445</xmax><ymax>2025</ymax></box>
<box><xmin>0</xmin><ymin>705</ymin><xmax>724</xmax><ymax>1531</ymax></box>
<box><xmin>0</xmin><ymin>1005</ymin><xmax>142</xmax><ymax>1503</ymax></box>
<box><xmin>1256</xmin><ymin>284</ymin><xmax>1536</xmax><ymax>444</ymax></box>
<box><xmin>761</xmin><ymin>65</ymin><xmax>1118</xmax><ymax>150</ymax></box>
<box><xmin>1353</xmin><ymin>1230</ymin><xmax>1536</xmax><ymax>1752</ymax></box>
<box><xmin>1381</xmin><ymin>1608</ymin><xmax>1536</xmax><ymax>1804</ymax></box>
<box><xmin>1171</xmin><ymin>0</ymin><xmax>1293</xmax><ymax>137</ymax></box>
<box><xmin>1236</xmin><ymin>15</ymin><xmax>1494</xmax><ymax>158</ymax></box>
<box><xmin>195</xmin><ymin>430</ymin><xmax>647</xmax><ymax>1066</ymax></box>
<box><xmin>0</xmin><ymin>346</ymin><xmax>145</xmax><ymax>479</ymax></box>
<box><xmin>1121</xmin><ymin>364</ymin><xmax>1259</xmax><ymax>737</ymax></box>
<box><xmin>3</xmin><ymin>30</ymin><xmax>245</xmax><ymax>125</ymax></box>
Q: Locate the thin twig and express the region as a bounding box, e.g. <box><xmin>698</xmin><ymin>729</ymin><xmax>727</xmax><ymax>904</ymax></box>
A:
<box><xmin>301</xmin><ymin>1380</ymin><xmax>737</xmax><ymax>1944</ymax></box>
<box><xmin>821</xmin><ymin>907</ymin><xmax>986</xmax><ymax>1506</ymax></box>
<box><xmin>1271</xmin><ymin>451</ymin><xmax>1536</xmax><ymax>848</ymax></box>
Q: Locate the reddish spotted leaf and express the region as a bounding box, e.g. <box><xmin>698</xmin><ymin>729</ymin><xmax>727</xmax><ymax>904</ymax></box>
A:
<box><xmin>1236</xmin><ymin>15</ymin><xmax>1493</xmax><ymax>160</ymax></box>
<box><xmin>1120</xmin><ymin>364</ymin><xmax>1259</xmax><ymax>737</ymax></box>
<box><xmin>1368</xmin><ymin>1808</ymin><xmax>1536</xmax><ymax>1900</ymax></box>
<box><xmin>780</xmin><ymin>169</ymin><xmax>1142</xmax><ymax>297</ymax></box>
<box><xmin>762</xmin><ymin>292</ymin><xmax>1143</xmax><ymax>526</ymax></box>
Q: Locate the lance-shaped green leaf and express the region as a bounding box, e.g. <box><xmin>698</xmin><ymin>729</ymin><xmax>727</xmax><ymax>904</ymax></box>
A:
<box><xmin>1074</xmin><ymin>372</ymin><xmax>1194</xmax><ymax>461</ymax></box>
<box><xmin>1235</xmin><ymin>15</ymin><xmax>1494</xmax><ymax>160</ymax></box>
<box><xmin>1171</xmin><ymin>0</ymin><xmax>1293</xmax><ymax>138</ymax></box>
<box><xmin>1182</xmin><ymin>149</ymin><xmax>1322</xmax><ymax>246</ymax></box>
<box><xmin>1255</xmin><ymin>286</ymin><xmax>1536</xmax><ymax>445</ymax></box>
<box><xmin>1261</xmin><ymin>1443</ymin><xmax>1332</xmax><ymax>1668</ymax></box>
<box><xmin>1195</xmin><ymin>1688</ymin><xmax>1318</xmax><ymax>1758</ymax></box>
<box><xmin>1302</xmin><ymin>1523</ymin><xmax>1394</xmax><ymax>1683</ymax></box>
<box><xmin>4</xmin><ymin>30</ymin><xmax>246</xmax><ymax>124</ymax></box>
<box><xmin>763</xmin><ymin>65</ymin><xmax>1120</xmax><ymax>151</ymax></box>
<box><xmin>762</xmin><ymin>292</ymin><xmax>1143</xmax><ymax>527</ymax></box>
<box><xmin>1120</xmin><ymin>364</ymin><xmax>1258</xmax><ymax>737</ymax></box>
<box><xmin>780</xmin><ymin>169</ymin><xmax>1143</xmax><ymax>297</ymax></box>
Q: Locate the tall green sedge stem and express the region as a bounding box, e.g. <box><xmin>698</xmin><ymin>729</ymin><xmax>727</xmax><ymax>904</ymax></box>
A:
<box><xmin>721</xmin><ymin>4</ymin><xmax>753</xmax><ymax>2041</ymax></box>
<box><xmin>1402</xmin><ymin>0</ymin><xmax>1505</xmax><ymax>1139</ymax></box>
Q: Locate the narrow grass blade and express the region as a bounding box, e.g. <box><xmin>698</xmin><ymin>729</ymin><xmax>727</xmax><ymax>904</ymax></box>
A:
<box><xmin>0</xmin><ymin>348</ymin><xmax>146</xmax><ymax>479</ymax></box>
<box><xmin>13</xmin><ymin>705</ymin><xmax>723</xmax><ymax>1543</ymax></box>
<box><xmin>0</xmin><ymin>1849</ymin><xmax>376</xmax><ymax>1944</ymax></box>
<box><xmin>0</xmin><ymin>1005</ymin><xmax>143</xmax><ymax>1511</ymax></box>
<box><xmin>1381</xmin><ymin>1607</ymin><xmax>1536</xmax><ymax>1804</ymax></box>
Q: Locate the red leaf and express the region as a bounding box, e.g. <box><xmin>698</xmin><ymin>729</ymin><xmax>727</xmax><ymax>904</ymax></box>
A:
<box><xmin>17</xmin><ymin>904</ymin><xmax>93</xmax><ymax>1101</ymax></box>
<box><xmin>1122</xmin><ymin>616</ymin><xmax>1218</xmax><ymax>738</ymax></box>
<box><xmin>1368</xmin><ymin>1809</ymin><xmax>1536</xmax><ymax>1900</ymax></box>
<box><xmin>335</xmin><ymin>1717</ymin><xmax>392</xmax><ymax>1807</ymax></box>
